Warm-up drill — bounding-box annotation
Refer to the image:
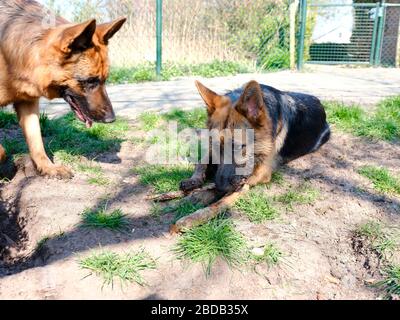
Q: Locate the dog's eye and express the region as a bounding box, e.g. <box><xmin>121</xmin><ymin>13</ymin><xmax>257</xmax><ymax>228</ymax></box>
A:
<box><xmin>79</xmin><ymin>77</ymin><xmax>100</xmax><ymax>89</ymax></box>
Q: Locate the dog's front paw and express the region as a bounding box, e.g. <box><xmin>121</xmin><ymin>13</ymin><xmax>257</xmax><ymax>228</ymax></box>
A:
<box><xmin>37</xmin><ymin>164</ymin><xmax>73</xmax><ymax>179</ymax></box>
<box><xmin>180</xmin><ymin>178</ymin><xmax>204</xmax><ymax>192</ymax></box>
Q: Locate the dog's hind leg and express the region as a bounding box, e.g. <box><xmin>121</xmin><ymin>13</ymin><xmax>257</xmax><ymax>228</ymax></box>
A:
<box><xmin>0</xmin><ymin>144</ymin><xmax>6</xmax><ymax>163</ymax></box>
<box><xmin>15</xmin><ymin>100</ymin><xmax>72</xmax><ymax>179</ymax></box>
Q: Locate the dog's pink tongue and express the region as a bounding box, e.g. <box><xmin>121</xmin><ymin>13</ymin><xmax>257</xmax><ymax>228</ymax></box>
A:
<box><xmin>86</xmin><ymin>120</ymin><xmax>93</xmax><ymax>128</ymax></box>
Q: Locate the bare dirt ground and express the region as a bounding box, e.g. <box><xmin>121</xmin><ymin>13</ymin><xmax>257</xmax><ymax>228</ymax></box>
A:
<box><xmin>0</xmin><ymin>121</ymin><xmax>399</xmax><ymax>299</ymax></box>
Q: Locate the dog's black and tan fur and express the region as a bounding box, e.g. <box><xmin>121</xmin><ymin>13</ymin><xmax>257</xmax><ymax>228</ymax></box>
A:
<box><xmin>181</xmin><ymin>81</ymin><xmax>331</xmax><ymax>195</ymax></box>
<box><xmin>0</xmin><ymin>0</ymin><xmax>126</xmax><ymax>178</ymax></box>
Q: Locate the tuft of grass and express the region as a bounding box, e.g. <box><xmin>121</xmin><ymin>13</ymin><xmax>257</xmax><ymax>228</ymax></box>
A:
<box><xmin>139</xmin><ymin>112</ymin><xmax>162</xmax><ymax>132</ymax></box>
<box><xmin>133</xmin><ymin>164</ymin><xmax>193</xmax><ymax>194</ymax></box>
<box><xmin>325</xmin><ymin>102</ymin><xmax>364</xmax><ymax>132</ymax></box>
<box><xmin>36</xmin><ymin>236</ymin><xmax>51</xmax><ymax>252</ymax></box>
<box><xmin>175</xmin><ymin>217</ymin><xmax>247</xmax><ymax>275</ymax></box>
<box><xmin>355</xmin><ymin>221</ymin><xmax>396</xmax><ymax>257</ymax></box>
<box><xmin>2</xmin><ymin>137</ymin><xmax>27</xmax><ymax>155</ymax></box>
<box><xmin>2</xmin><ymin>112</ymin><xmax>129</xmax><ymax>165</ymax></box>
<box><xmin>0</xmin><ymin>110</ymin><xmax>18</xmax><ymax>128</ymax></box>
<box><xmin>271</xmin><ymin>171</ymin><xmax>285</xmax><ymax>186</ymax></box>
<box><xmin>252</xmin><ymin>243</ymin><xmax>283</xmax><ymax>267</ymax></box>
<box><xmin>235</xmin><ymin>189</ymin><xmax>278</xmax><ymax>223</ymax></box>
<box><xmin>35</xmin><ymin>231</ymin><xmax>65</xmax><ymax>252</ymax></box>
<box><xmin>79</xmin><ymin>249</ymin><xmax>156</xmax><ymax>287</ymax></box>
<box><xmin>162</xmin><ymin>108</ymin><xmax>207</xmax><ymax>129</ymax></box>
<box><xmin>172</xmin><ymin>200</ymin><xmax>205</xmax><ymax>223</ymax></box>
<box><xmin>274</xmin><ymin>184</ymin><xmax>319</xmax><ymax>210</ymax></box>
<box><xmin>82</xmin><ymin>207</ymin><xmax>129</xmax><ymax>231</ymax></box>
<box><xmin>324</xmin><ymin>97</ymin><xmax>400</xmax><ymax>141</ymax></box>
<box><xmin>358</xmin><ymin>166</ymin><xmax>400</xmax><ymax>195</ymax></box>
<box><xmin>375</xmin><ymin>265</ymin><xmax>400</xmax><ymax>300</ymax></box>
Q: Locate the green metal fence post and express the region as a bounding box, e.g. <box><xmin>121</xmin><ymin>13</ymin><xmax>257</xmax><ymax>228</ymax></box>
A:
<box><xmin>156</xmin><ymin>0</ymin><xmax>163</xmax><ymax>78</ymax></box>
<box><xmin>297</xmin><ymin>0</ymin><xmax>307</xmax><ymax>71</ymax></box>
<box><xmin>374</xmin><ymin>1</ymin><xmax>386</xmax><ymax>66</ymax></box>
<box><xmin>370</xmin><ymin>2</ymin><xmax>380</xmax><ymax>65</ymax></box>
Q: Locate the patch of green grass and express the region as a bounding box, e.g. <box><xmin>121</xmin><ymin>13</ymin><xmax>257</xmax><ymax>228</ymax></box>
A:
<box><xmin>324</xmin><ymin>97</ymin><xmax>400</xmax><ymax>141</ymax></box>
<box><xmin>252</xmin><ymin>243</ymin><xmax>283</xmax><ymax>267</ymax></box>
<box><xmin>79</xmin><ymin>249</ymin><xmax>156</xmax><ymax>287</ymax></box>
<box><xmin>133</xmin><ymin>164</ymin><xmax>193</xmax><ymax>194</ymax></box>
<box><xmin>36</xmin><ymin>236</ymin><xmax>51</xmax><ymax>251</ymax></box>
<box><xmin>358</xmin><ymin>166</ymin><xmax>400</xmax><ymax>195</ymax></box>
<box><xmin>175</xmin><ymin>217</ymin><xmax>247</xmax><ymax>275</ymax></box>
<box><xmin>172</xmin><ymin>200</ymin><xmax>205</xmax><ymax>223</ymax></box>
<box><xmin>82</xmin><ymin>207</ymin><xmax>129</xmax><ymax>231</ymax></box>
<box><xmin>108</xmin><ymin>61</ymin><xmax>254</xmax><ymax>85</ymax></box>
<box><xmin>376</xmin><ymin>265</ymin><xmax>400</xmax><ymax>300</ymax></box>
<box><xmin>35</xmin><ymin>231</ymin><xmax>65</xmax><ymax>252</ymax></box>
<box><xmin>325</xmin><ymin>102</ymin><xmax>364</xmax><ymax>132</ymax></box>
<box><xmin>2</xmin><ymin>112</ymin><xmax>129</xmax><ymax>165</ymax></box>
<box><xmin>235</xmin><ymin>189</ymin><xmax>278</xmax><ymax>223</ymax></box>
<box><xmin>77</xmin><ymin>162</ymin><xmax>110</xmax><ymax>186</ymax></box>
<box><xmin>139</xmin><ymin>112</ymin><xmax>162</xmax><ymax>132</ymax></box>
<box><xmin>162</xmin><ymin>108</ymin><xmax>207</xmax><ymax>129</ymax></box>
<box><xmin>150</xmin><ymin>200</ymin><xmax>204</xmax><ymax>223</ymax></box>
<box><xmin>2</xmin><ymin>137</ymin><xmax>27</xmax><ymax>155</ymax></box>
<box><xmin>271</xmin><ymin>171</ymin><xmax>285</xmax><ymax>185</ymax></box>
<box><xmin>87</xmin><ymin>175</ymin><xmax>110</xmax><ymax>186</ymax></box>
<box><xmin>355</xmin><ymin>221</ymin><xmax>396</xmax><ymax>256</ymax></box>
<box><xmin>0</xmin><ymin>110</ymin><xmax>18</xmax><ymax>128</ymax></box>
<box><xmin>274</xmin><ymin>184</ymin><xmax>319</xmax><ymax>210</ymax></box>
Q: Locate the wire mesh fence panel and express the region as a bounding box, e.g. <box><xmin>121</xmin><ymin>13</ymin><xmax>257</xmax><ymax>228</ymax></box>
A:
<box><xmin>303</xmin><ymin>1</ymin><xmax>400</xmax><ymax>67</ymax></box>
<box><xmin>44</xmin><ymin>0</ymin><xmax>294</xmax><ymax>70</ymax></box>
<box><xmin>381</xmin><ymin>3</ymin><xmax>400</xmax><ymax>67</ymax></box>
<box><xmin>306</xmin><ymin>2</ymin><xmax>377</xmax><ymax>64</ymax></box>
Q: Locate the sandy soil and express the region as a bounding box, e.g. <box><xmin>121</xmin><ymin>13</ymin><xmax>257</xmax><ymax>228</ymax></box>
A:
<box><xmin>0</xmin><ymin>126</ymin><xmax>399</xmax><ymax>300</ymax></box>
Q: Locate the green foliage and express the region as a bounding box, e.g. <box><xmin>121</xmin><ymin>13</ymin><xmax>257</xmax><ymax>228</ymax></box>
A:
<box><xmin>79</xmin><ymin>249</ymin><xmax>157</xmax><ymax>287</ymax></box>
<box><xmin>162</xmin><ymin>108</ymin><xmax>207</xmax><ymax>130</ymax></box>
<box><xmin>82</xmin><ymin>207</ymin><xmax>129</xmax><ymax>231</ymax></box>
<box><xmin>108</xmin><ymin>61</ymin><xmax>254</xmax><ymax>84</ymax></box>
<box><xmin>133</xmin><ymin>164</ymin><xmax>193</xmax><ymax>194</ymax></box>
<box><xmin>175</xmin><ymin>217</ymin><xmax>247</xmax><ymax>275</ymax></box>
<box><xmin>355</xmin><ymin>221</ymin><xmax>397</xmax><ymax>256</ymax></box>
<box><xmin>0</xmin><ymin>110</ymin><xmax>18</xmax><ymax>128</ymax></box>
<box><xmin>376</xmin><ymin>265</ymin><xmax>400</xmax><ymax>300</ymax></box>
<box><xmin>358</xmin><ymin>166</ymin><xmax>400</xmax><ymax>195</ymax></box>
<box><xmin>235</xmin><ymin>189</ymin><xmax>278</xmax><ymax>223</ymax></box>
<box><xmin>252</xmin><ymin>243</ymin><xmax>283</xmax><ymax>266</ymax></box>
<box><xmin>325</xmin><ymin>97</ymin><xmax>400</xmax><ymax>142</ymax></box>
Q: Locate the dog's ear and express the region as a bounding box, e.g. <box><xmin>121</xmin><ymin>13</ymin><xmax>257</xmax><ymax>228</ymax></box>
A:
<box><xmin>59</xmin><ymin>19</ymin><xmax>97</xmax><ymax>54</ymax></box>
<box><xmin>236</xmin><ymin>81</ymin><xmax>266</xmax><ymax>127</ymax></box>
<box><xmin>195</xmin><ymin>81</ymin><xmax>228</xmax><ymax>115</ymax></box>
<box><xmin>96</xmin><ymin>18</ymin><xmax>127</xmax><ymax>45</ymax></box>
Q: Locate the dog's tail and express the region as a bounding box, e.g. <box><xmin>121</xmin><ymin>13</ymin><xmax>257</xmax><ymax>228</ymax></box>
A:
<box><xmin>0</xmin><ymin>144</ymin><xmax>6</xmax><ymax>163</ymax></box>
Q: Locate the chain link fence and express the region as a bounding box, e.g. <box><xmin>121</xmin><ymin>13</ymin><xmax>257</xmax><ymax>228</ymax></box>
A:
<box><xmin>303</xmin><ymin>0</ymin><xmax>400</xmax><ymax>67</ymax></box>
<box><xmin>43</xmin><ymin>0</ymin><xmax>400</xmax><ymax>71</ymax></box>
<box><xmin>44</xmin><ymin>0</ymin><xmax>293</xmax><ymax>70</ymax></box>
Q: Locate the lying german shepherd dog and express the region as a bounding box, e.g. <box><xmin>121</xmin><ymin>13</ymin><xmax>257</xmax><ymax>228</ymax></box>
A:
<box><xmin>0</xmin><ymin>0</ymin><xmax>126</xmax><ymax>178</ymax></box>
<box><xmin>181</xmin><ymin>80</ymin><xmax>331</xmax><ymax>195</ymax></box>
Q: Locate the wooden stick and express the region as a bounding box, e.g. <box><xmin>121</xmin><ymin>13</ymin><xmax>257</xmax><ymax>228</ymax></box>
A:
<box><xmin>147</xmin><ymin>184</ymin><xmax>216</xmax><ymax>202</ymax></box>
<box><xmin>171</xmin><ymin>184</ymin><xmax>250</xmax><ymax>233</ymax></box>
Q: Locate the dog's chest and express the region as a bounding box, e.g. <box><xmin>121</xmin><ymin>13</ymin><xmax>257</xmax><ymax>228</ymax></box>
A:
<box><xmin>0</xmin><ymin>51</ymin><xmax>14</xmax><ymax>106</ymax></box>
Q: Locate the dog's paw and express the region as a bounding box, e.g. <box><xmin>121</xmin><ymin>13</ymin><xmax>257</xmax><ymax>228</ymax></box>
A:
<box><xmin>180</xmin><ymin>178</ymin><xmax>204</xmax><ymax>192</ymax></box>
<box><xmin>37</xmin><ymin>164</ymin><xmax>73</xmax><ymax>179</ymax></box>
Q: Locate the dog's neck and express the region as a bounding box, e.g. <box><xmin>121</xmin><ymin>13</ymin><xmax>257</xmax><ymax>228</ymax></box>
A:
<box><xmin>0</xmin><ymin>1</ymin><xmax>67</xmax><ymax>103</ymax></box>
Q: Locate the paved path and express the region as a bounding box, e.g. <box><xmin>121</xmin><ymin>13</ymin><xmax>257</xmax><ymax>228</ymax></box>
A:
<box><xmin>38</xmin><ymin>65</ymin><xmax>400</xmax><ymax>119</ymax></box>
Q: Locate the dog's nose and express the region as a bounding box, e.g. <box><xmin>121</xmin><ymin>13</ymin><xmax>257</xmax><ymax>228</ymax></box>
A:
<box><xmin>103</xmin><ymin>110</ymin><xmax>116</xmax><ymax>123</ymax></box>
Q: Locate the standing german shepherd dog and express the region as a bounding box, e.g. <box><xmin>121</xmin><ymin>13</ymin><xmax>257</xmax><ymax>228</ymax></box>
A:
<box><xmin>181</xmin><ymin>80</ymin><xmax>331</xmax><ymax>195</ymax></box>
<box><xmin>0</xmin><ymin>0</ymin><xmax>126</xmax><ymax>178</ymax></box>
